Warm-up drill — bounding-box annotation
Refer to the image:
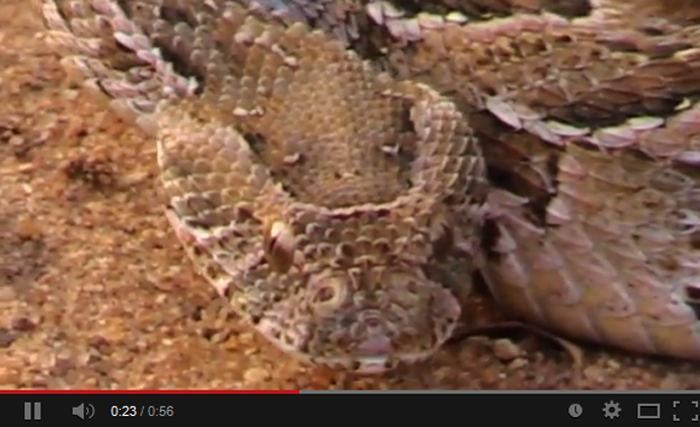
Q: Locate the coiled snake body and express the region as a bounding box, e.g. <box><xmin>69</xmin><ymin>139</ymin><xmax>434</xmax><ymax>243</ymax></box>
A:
<box><xmin>36</xmin><ymin>0</ymin><xmax>700</xmax><ymax>373</ymax></box>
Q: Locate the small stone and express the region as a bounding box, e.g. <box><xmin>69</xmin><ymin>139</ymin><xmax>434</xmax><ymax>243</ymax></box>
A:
<box><xmin>0</xmin><ymin>286</ymin><xmax>17</xmax><ymax>301</ymax></box>
<box><xmin>10</xmin><ymin>316</ymin><xmax>36</xmax><ymax>332</ymax></box>
<box><xmin>660</xmin><ymin>374</ymin><xmax>680</xmax><ymax>390</ymax></box>
<box><xmin>16</xmin><ymin>217</ymin><xmax>41</xmax><ymax>240</ymax></box>
<box><xmin>63</xmin><ymin>89</ymin><xmax>79</xmax><ymax>100</ymax></box>
<box><xmin>493</xmin><ymin>338</ymin><xmax>521</xmax><ymax>361</ymax></box>
<box><xmin>478</xmin><ymin>364</ymin><xmax>500</xmax><ymax>386</ymax></box>
<box><xmin>51</xmin><ymin>356</ymin><xmax>74</xmax><ymax>377</ymax></box>
<box><xmin>0</xmin><ymin>365</ymin><xmax>20</xmax><ymax>385</ymax></box>
<box><xmin>87</xmin><ymin>335</ymin><xmax>111</xmax><ymax>351</ymax></box>
<box><xmin>583</xmin><ymin>365</ymin><xmax>605</xmax><ymax>383</ymax></box>
<box><xmin>606</xmin><ymin>358</ymin><xmax>621</xmax><ymax>371</ymax></box>
<box><xmin>0</xmin><ymin>328</ymin><xmax>18</xmax><ymax>348</ymax></box>
<box><xmin>9</xmin><ymin>135</ymin><xmax>27</xmax><ymax>157</ymax></box>
<box><xmin>508</xmin><ymin>358</ymin><xmax>528</xmax><ymax>370</ymax></box>
<box><xmin>243</xmin><ymin>367</ymin><xmax>270</xmax><ymax>386</ymax></box>
<box><xmin>237</xmin><ymin>332</ymin><xmax>255</xmax><ymax>346</ymax></box>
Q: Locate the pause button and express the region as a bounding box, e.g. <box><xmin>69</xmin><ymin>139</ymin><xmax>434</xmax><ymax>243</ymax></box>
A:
<box><xmin>24</xmin><ymin>402</ymin><xmax>41</xmax><ymax>421</ymax></box>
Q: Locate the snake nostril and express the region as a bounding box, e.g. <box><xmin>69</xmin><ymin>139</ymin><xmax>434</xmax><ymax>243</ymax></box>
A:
<box><xmin>365</xmin><ymin>317</ymin><xmax>381</xmax><ymax>329</ymax></box>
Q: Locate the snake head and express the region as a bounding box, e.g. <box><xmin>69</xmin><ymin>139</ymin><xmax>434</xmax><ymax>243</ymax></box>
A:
<box><xmin>255</xmin><ymin>264</ymin><xmax>462</xmax><ymax>374</ymax></box>
<box><xmin>244</xmin><ymin>202</ymin><xmax>468</xmax><ymax>374</ymax></box>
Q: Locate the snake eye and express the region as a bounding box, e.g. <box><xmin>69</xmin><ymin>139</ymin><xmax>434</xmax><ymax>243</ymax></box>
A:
<box><xmin>264</xmin><ymin>221</ymin><xmax>295</xmax><ymax>272</ymax></box>
<box><xmin>308</xmin><ymin>275</ymin><xmax>348</xmax><ymax>315</ymax></box>
<box><xmin>315</xmin><ymin>285</ymin><xmax>335</xmax><ymax>303</ymax></box>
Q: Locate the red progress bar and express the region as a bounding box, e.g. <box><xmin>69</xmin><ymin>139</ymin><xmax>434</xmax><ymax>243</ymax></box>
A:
<box><xmin>1</xmin><ymin>390</ymin><xmax>299</xmax><ymax>394</ymax></box>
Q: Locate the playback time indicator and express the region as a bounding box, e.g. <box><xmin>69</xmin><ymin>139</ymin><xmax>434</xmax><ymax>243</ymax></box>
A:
<box><xmin>109</xmin><ymin>405</ymin><xmax>175</xmax><ymax>417</ymax></box>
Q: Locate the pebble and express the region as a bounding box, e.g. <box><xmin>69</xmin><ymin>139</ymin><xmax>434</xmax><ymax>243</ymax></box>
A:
<box><xmin>606</xmin><ymin>358</ymin><xmax>621</xmax><ymax>371</ymax></box>
<box><xmin>237</xmin><ymin>332</ymin><xmax>255</xmax><ymax>346</ymax></box>
<box><xmin>508</xmin><ymin>358</ymin><xmax>528</xmax><ymax>370</ymax></box>
<box><xmin>243</xmin><ymin>367</ymin><xmax>271</xmax><ymax>386</ymax></box>
<box><xmin>16</xmin><ymin>217</ymin><xmax>41</xmax><ymax>240</ymax></box>
<box><xmin>62</xmin><ymin>89</ymin><xmax>79</xmax><ymax>100</ymax></box>
<box><xmin>583</xmin><ymin>365</ymin><xmax>605</xmax><ymax>383</ymax></box>
<box><xmin>0</xmin><ymin>286</ymin><xmax>17</xmax><ymax>301</ymax></box>
<box><xmin>492</xmin><ymin>338</ymin><xmax>521</xmax><ymax>361</ymax></box>
<box><xmin>0</xmin><ymin>328</ymin><xmax>19</xmax><ymax>348</ymax></box>
<box><xmin>660</xmin><ymin>374</ymin><xmax>680</xmax><ymax>390</ymax></box>
<box><xmin>87</xmin><ymin>335</ymin><xmax>110</xmax><ymax>351</ymax></box>
<box><xmin>10</xmin><ymin>316</ymin><xmax>37</xmax><ymax>332</ymax></box>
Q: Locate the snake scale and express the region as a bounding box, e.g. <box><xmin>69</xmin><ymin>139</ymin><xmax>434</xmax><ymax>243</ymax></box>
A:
<box><xmin>34</xmin><ymin>0</ymin><xmax>700</xmax><ymax>373</ymax></box>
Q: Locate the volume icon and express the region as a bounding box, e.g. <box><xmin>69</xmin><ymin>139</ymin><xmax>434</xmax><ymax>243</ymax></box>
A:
<box><xmin>72</xmin><ymin>403</ymin><xmax>95</xmax><ymax>420</ymax></box>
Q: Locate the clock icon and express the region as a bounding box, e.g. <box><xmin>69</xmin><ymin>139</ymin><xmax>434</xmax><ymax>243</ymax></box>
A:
<box><xmin>672</xmin><ymin>400</ymin><xmax>700</xmax><ymax>422</ymax></box>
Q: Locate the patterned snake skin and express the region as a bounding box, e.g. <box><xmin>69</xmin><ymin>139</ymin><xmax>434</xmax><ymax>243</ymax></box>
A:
<box><xmin>35</xmin><ymin>0</ymin><xmax>700</xmax><ymax>373</ymax></box>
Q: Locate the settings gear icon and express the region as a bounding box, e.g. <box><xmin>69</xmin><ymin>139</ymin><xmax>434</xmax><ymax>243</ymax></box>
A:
<box><xmin>603</xmin><ymin>401</ymin><xmax>621</xmax><ymax>419</ymax></box>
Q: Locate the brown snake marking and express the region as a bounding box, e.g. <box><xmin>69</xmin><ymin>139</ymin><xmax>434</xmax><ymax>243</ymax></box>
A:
<box><xmin>35</xmin><ymin>0</ymin><xmax>700</xmax><ymax>373</ymax></box>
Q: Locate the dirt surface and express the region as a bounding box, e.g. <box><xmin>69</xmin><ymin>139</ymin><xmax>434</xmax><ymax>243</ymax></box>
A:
<box><xmin>2</xmin><ymin>1</ymin><xmax>700</xmax><ymax>390</ymax></box>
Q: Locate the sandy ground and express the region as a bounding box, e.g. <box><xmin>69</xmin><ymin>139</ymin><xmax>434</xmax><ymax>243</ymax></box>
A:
<box><xmin>2</xmin><ymin>1</ymin><xmax>700</xmax><ymax>390</ymax></box>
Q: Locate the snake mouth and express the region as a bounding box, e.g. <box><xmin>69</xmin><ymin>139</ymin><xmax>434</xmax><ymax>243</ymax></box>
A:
<box><xmin>311</xmin><ymin>348</ymin><xmax>440</xmax><ymax>374</ymax></box>
<box><xmin>256</xmin><ymin>325</ymin><xmax>453</xmax><ymax>374</ymax></box>
<box><xmin>260</xmin><ymin>327</ymin><xmax>446</xmax><ymax>374</ymax></box>
<box><xmin>306</xmin><ymin>321</ymin><xmax>459</xmax><ymax>374</ymax></box>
